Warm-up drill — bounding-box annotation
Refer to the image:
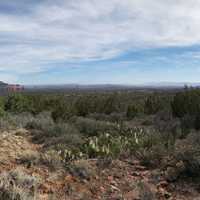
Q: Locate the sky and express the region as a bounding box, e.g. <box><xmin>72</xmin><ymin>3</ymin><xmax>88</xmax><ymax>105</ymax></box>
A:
<box><xmin>0</xmin><ymin>0</ymin><xmax>200</xmax><ymax>85</ymax></box>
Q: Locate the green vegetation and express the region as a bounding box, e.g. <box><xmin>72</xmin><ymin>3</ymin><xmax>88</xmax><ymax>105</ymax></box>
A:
<box><xmin>0</xmin><ymin>87</ymin><xmax>200</xmax><ymax>198</ymax></box>
<box><xmin>171</xmin><ymin>88</ymin><xmax>200</xmax><ymax>133</ymax></box>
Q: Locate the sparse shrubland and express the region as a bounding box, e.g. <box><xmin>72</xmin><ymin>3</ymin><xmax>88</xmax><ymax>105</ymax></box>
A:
<box><xmin>0</xmin><ymin>88</ymin><xmax>200</xmax><ymax>199</ymax></box>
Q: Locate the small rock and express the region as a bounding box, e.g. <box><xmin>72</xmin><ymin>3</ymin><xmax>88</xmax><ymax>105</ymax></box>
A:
<box><xmin>132</xmin><ymin>172</ymin><xmax>141</xmax><ymax>177</ymax></box>
<box><xmin>108</xmin><ymin>176</ymin><xmax>114</xmax><ymax>182</ymax></box>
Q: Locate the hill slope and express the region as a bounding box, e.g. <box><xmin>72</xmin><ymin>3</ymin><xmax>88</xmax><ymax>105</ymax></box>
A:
<box><xmin>0</xmin><ymin>129</ymin><xmax>199</xmax><ymax>199</ymax></box>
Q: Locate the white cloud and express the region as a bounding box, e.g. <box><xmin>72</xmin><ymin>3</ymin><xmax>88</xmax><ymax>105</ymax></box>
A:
<box><xmin>1</xmin><ymin>0</ymin><xmax>200</xmax><ymax>76</ymax></box>
<box><xmin>0</xmin><ymin>73</ymin><xmax>18</xmax><ymax>83</ymax></box>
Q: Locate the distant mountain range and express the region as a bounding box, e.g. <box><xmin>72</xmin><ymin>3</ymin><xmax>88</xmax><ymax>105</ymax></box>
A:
<box><xmin>143</xmin><ymin>82</ymin><xmax>200</xmax><ymax>87</ymax></box>
<box><xmin>26</xmin><ymin>82</ymin><xmax>200</xmax><ymax>89</ymax></box>
<box><xmin>1</xmin><ymin>81</ymin><xmax>200</xmax><ymax>91</ymax></box>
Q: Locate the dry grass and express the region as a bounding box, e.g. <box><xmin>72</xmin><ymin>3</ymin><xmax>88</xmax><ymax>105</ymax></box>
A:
<box><xmin>0</xmin><ymin>168</ymin><xmax>40</xmax><ymax>200</ymax></box>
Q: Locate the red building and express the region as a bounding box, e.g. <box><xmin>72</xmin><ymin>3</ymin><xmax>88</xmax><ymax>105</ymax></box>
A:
<box><xmin>7</xmin><ymin>84</ymin><xmax>24</xmax><ymax>92</ymax></box>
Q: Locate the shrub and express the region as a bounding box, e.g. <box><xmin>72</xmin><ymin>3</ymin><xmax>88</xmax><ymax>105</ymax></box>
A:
<box><xmin>171</xmin><ymin>88</ymin><xmax>200</xmax><ymax>131</ymax></box>
<box><xmin>180</xmin><ymin>115</ymin><xmax>195</xmax><ymax>136</ymax></box>
<box><xmin>5</xmin><ymin>94</ymin><xmax>30</xmax><ymax>114</ymax></box>
<box><xmin>30</xmin><ymin>120</ymin><xmax>83</xmax><ymax>151</ymax></box>
<box><xmin>194</xmin><ymin>115</ymin><xmax>200</xmax><ymax>130</ymax></box>
<box><xmin>83</xmin><ymin>128</ymin><xmax>150</xmax><ymax>159</ymax></box>
<box><xmin>171</xmin><ymin>88</ymin><xmax>200</xmax><ymax>118</ymax></box>
<box><xmin>144</xmin><ymin>94</ymin><xmax>171</xmax><ymax>115</ymax></box>
<box><xmin>18</xmin><ymin>150</ymin><xmax>63</xmax><ymax>171</ymax></box>
<box><xmin>136</xmin><ymin>144</ymin><xmax>167</xmax><ymax>168</ymax></box>
<box><xmin>0</xmin><ymin>168</ymin><xmax>40</xmax><ymax>200</ymax></box>
<box><xmin>144</xmin><ymin>95</ymin><xmax>162</xmax><ymax>115</ymax></box>
<box><xmin>105</xmin><ymin>112</ymin><xmax>125</xmax><ymax>123</ymax></box>
<box><xmin>40</xmin><ymin>150</ymin><xmax>63</xmax><ymax>170</ymax></box>
<box><xmin>101</xmin><ymin>94</ymin><xmax>120</xmax><ymax>114</ymax></box>
<box><xmin>84</xmin><ymin>133</ymin><xmax>123</xmax><ymax>158</ymax></box>
<box><xmin>0</xmin><ymin>107</ymin><xmax>6</xmax><ymax>118</ymax></box>
<box><xmin>0</xmin><ymin>112</ymin><xmax>49</xmax><ymax>131</ymax></box>
<box><xmin>133</xmin><ymin>129</ymin><xmax>174</xmax><ymax>168</ymax></box>
<box><xmin>0</xmin><ymin>113</ymin><xmax>23</xmax><ymax>131</ymax></box>
<box><xmin>60</xmin><ymin>148</ymin><xmax>84</xmax><ymax>162</ymax></box>
<box><xmin>44</xmin><ymin>123</ymin><xmax>77</xmax><ymax>137</ymax></box>
<box><xmin>154</xmin><ymin>111</ymin><xmax>182</xmax><ymax>141</ymax></box>
<box><xmin>44</xmin><ymin>124</ymin><xmax>83</xmax><ymax>150</ymax></box>
<box><xmin>173</xmin><ymin>132</ymin><xmax>200</xmax><ymax>177</ymax></box>
<box><xmin>88</xmin><ymin>112</ymin><xmax>125</xmax><ymax>123</ymax></box>
<box><xmin>17</xmin><ymin>151</ymin><xmax>40</xmax><ymax>168</ymax></box>
<box><xmin>51</xmin><ymin>99</ymin><xmax>76</xmax><ymax>122</ymax></box>
<box><xmin>126</xmin><ymin>104</ymin><xmax>142</xmax><ymax>119</ymax></box>
<box><xmin>74</xmin><ymin>117</ymin><xmax>118</xmax><ymax>137</ymax></box>
<box><xmin>25</xmin><ymin>112</ymin><xmax>54</xmax><ymax>130</ymax></box>
<box><xmin>68</xmin><ymin>160</ymin><xmax>95</xmax><ymax>180</ymax></box>
<box><xmin>0</xmin><ymin>97</ymin><xmax>6</xmax><ymax>117</ymax></box>
<box><xmin>9</xmin><ymin>112</ymin><xmax>35</xmax><ymax>129</ymax></box>
<box><xmin>162</xmin><ymin>132</ymin><xmax>200</xmax><ymax>182</ymax></box>
<box><xmin>57</xmin><ymin>127</ymin><xmax>148</xmax><ymax>161</ymax></box>
<box><xmin>75</xmin><ymin>97</ymin><xmax>89</xmax><ymax>117</ymax></box>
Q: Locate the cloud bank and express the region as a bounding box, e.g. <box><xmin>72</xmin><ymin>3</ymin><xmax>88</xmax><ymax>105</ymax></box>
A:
<box><xmin>1</xmin><ymin>0</ymin><xmax>200</xmax><ymax>82</ymax></box>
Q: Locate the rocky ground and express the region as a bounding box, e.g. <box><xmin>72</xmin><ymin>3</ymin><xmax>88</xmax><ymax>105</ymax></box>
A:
<box><xmin>0</xmin><ymin>129</ymin><xmax>200</xmax><ymax>200</ymax></box>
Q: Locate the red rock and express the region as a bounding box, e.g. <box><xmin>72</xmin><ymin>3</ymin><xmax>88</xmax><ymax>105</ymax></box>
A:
<box><xmin>124</xmin><ymin>190</ymin><xmax>140</xmax><ymax>200</ymax></box>
<box><xmin>100</xmin><ymin>186</ymin><xmax>105</xmax><ymax>192</ymax></box>
<box><xmin>108</xmin><ymin>176</ymin><xmax>114</xmax><ymax>182</ymax></box>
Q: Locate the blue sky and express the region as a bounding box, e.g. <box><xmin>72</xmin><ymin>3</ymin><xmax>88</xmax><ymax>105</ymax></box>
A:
<box><xmin>0</xmin><ymin>0</ymin><xmax>200</xmax><ymax>85</ymax></box>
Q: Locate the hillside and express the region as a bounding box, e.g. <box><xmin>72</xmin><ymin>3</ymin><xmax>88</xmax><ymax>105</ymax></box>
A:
<box><xmin>0</xmin><ymin>89</ymin><xmax>200</xmax><ymax>199</ymax></box>
<box><xmin>0</xmin><ymin>129</ymin><xmax>199</xmax><ymax>200</ymax></box>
